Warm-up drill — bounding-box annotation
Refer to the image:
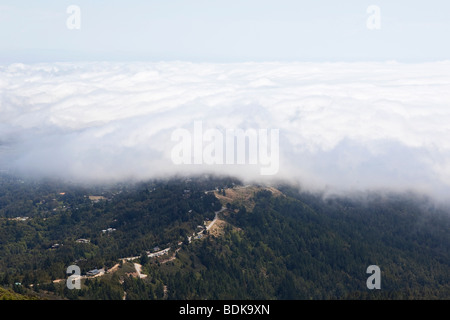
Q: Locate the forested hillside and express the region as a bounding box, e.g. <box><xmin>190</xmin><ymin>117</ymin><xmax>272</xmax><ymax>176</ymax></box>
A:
<box><xmin>138</xmin><ymin>187</ymin><xmax>449</xmax><ymax>300</ymax></box>
<box><xmin>0</xmin><ymin>174</ymin><xmax>448</xmax><ymax>300</ymax></box>
<box><xmin>0</xmin><ymin>174</ymin><xmax>228</xmax><ymax>290</ymax></box>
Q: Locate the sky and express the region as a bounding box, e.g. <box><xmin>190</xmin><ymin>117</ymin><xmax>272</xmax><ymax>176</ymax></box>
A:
<box><xmin>1</xmin><ymin>1</ymin><xmax>450</xmax><ymax>202</ymax></box>
<box><xmin>0</xmin><ymin>0</ymin><xmax>449</xmax><ymax>63</ymax></box>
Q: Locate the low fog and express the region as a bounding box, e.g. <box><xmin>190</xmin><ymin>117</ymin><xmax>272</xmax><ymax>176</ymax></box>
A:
<box><xmin>1</xmin><ymin>61</ymin><xmax>450</xmax><ymax>202</ymax></box>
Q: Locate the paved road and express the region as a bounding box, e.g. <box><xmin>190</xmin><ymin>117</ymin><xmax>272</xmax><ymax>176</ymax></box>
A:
<box><xmin>206</xmin><ymin>207</ymin><xmax>226</xmax><ymax>231</ymax></box>
<box><xmin>134</xmin><ymin>263</ymin><xmax>147</xmax><ymax>279</ymax></box>
<box><xmin>57</xmin><ymin>207</ymin><xmax>227</xmax><ymax>285</ymax></box>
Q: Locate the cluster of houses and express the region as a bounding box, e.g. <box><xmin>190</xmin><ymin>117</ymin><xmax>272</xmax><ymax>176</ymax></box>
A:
<box><xmin>63</xmin><ymin>206</ymin><xmax>221</xmax><ymax>283</ymax></box>
<box><xmin>148</xmin><ymin>247</ymin><xmax>170</xmax><ymax>258</ymax></box>
<box><xmin>187</xmin><ymin>224</ymin><xmax>207</xmax><ymax>243</ymax></box>
<box><xmin>64</xmin><ymin>210</ymin><xmax>220</xmax><ymax>282</ymax></box>
<box><xmin>9</xmin><ymin>216</ymin><xmax>29</xmax><ymax>221</ymax></box>
<box><xmin>102</xmin><ymin>227</ymin><xmax>116</xmax><ymax>234</ymax></box>
<box><xmin>51</xmin><ymin>238</ymin><xmax>91</xmax><ymax>249</ymax></box>
<box><xmin>123</xmin><ymin>247</ymin><xmax>171</xmax><ymax>262</ymax></box>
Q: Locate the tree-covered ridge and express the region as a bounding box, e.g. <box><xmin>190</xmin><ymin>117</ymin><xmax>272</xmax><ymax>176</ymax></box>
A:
<box><xmin>125</xmin><ymin>187</ymin><xmax>446</xmax><ymax>300</ymax></box>
<box><xmin>227</xmin><ymin>188</ymin><xmax>449</xmax><ymax>299</ymax></box>
<box><xmin>0</xmin><ymin>174</ymin><xmax>449</xmax><ymax>300</ymax></box>
<box><xmin>0</xmin><ymin>286</ymin><xmax>37</xmax><ymax>300</ymax></box>
<box><xmin>0</xmin><ymin>174</ymin><xmax>231</xmax><ymax>292</ymax></box>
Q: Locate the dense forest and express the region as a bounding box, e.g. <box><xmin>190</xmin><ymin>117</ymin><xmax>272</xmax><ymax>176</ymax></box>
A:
<box><xmin>0</xmin><ymin>174</ymin><xmax>227</xmax><ymax>289</ymax></box>
<box><xmin>0</xmin><ymin>173</ymin><xmax>448</xmax><ymax>300</ymax></box>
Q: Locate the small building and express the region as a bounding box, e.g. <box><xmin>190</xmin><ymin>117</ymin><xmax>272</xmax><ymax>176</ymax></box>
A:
<box><xmin>87</xmin><ymin>269</ymin><xmax>100</xmax><ymax>277</ymax></box>
<box><xmin>148</xmin><ymin>247</ymin><xmax>170</xmax><ymax>258</ymax></box>
<box><xmin>102</xmin><ymin>228</ymin><xmax>116</xmax><ymax>233</ymax></box>
<box><xmin>12</xmin><ymin>217</ymin><xmax>29</xmax><ymax>222</ymax></box>
<box><xmin>76</xmin><ymin>239</ymin><xmax>90</xmax><ymax>244</ymax></box>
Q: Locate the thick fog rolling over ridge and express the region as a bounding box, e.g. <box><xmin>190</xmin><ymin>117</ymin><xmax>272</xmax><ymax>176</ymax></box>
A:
<box><xmin>1</xmin><ymin>61</ymin><xmax>450</xmax><ymax>202</ymax></box>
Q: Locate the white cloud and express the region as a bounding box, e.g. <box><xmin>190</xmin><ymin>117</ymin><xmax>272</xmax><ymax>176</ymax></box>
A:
<box><xmin>1</xmin><ymin>61</ymin><xmax>450</xmax><ymax>201</ymax></box>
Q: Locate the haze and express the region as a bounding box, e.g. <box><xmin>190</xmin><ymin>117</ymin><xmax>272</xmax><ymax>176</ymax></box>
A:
<box><xmin>1</xmin><ymin>61</ymin><xmax>450</xmax><ymax>203</ymax></box>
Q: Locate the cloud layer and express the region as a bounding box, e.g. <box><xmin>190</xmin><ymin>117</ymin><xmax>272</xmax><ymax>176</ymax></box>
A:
<box><xmin>1</xmin><ymin>61</ymin><xmax>450</xmax><ymax>200</ymax></box>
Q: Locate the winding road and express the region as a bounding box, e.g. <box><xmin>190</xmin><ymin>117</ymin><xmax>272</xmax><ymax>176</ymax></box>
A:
<box><xmin>206</xmin><ymin>207</ymin><xmax>226</xmax><ymax>231</ymax></box>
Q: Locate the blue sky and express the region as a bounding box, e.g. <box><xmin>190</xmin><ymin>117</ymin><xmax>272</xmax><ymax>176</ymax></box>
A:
<box><xmin>0</xmin><ymin>0</ymin><xmax>449</xmax><ymax>63</ymax></box>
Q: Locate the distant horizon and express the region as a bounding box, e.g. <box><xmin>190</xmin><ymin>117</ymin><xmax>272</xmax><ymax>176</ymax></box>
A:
<box><xmin>2</xmin><ymin>58</ymin><xmax>450</xmax><ymax>65</ymax></box>
<box><xmin>1</xmin><ymin>1</ymin><xmax>449</xmax><ymax>64</ymax></box>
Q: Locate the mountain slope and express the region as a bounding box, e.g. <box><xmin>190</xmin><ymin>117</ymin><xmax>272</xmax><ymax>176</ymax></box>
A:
<box><xmin>149</xmin><ymin>186</ymin><xmax>450</xmax><ymax>299</ymax></box>
<box><xmin>1</xmin><ymin>176</ymin><xmax>449</xmax><ymax>300</ymax></box>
